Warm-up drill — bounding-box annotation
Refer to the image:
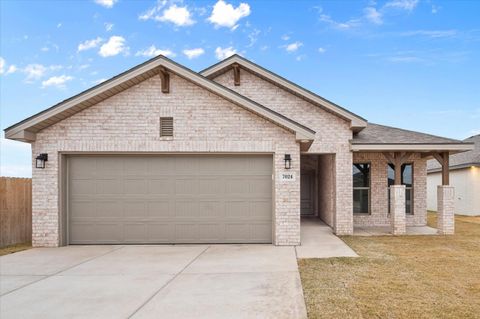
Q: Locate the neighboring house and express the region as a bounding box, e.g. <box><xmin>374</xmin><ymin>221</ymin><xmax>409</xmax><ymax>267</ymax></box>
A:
<box><xmin>4</xmin><ymin>55</ymin><xmax>473</xmax><ymax>247</ymax></box>
<box><xmin>427</xmin><ymin>135</ymin><xmax>480</xmax><ymax>216</ymax></box>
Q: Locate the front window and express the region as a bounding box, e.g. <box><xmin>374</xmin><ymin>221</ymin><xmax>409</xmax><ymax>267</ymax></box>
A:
<box><xmin>388</xmin><ymin>163</ymin><xmax>413</xmax><ymax>214</ymax></box>
<box><xmin>353</xmin><ymin>163</ymin><xmax>370</xmax><ymax>214</ymax></box>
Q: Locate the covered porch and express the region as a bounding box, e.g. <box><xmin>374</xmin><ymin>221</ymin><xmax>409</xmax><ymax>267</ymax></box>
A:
<box><xmin>350</xmin><ymin>123</ymin><xmax>475</xmax><ymax>235</ymax></box>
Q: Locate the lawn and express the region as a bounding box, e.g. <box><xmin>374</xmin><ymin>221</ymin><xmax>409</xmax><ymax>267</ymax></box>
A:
<box><xmin>0</xmin><ymin>243</ymin><xmax>31</xmax><ymax>256</ymax></box>
<box><xmin>298</xmin><ymin>213</ymin><xmax>480</xmax><ymax>319</ymax></box>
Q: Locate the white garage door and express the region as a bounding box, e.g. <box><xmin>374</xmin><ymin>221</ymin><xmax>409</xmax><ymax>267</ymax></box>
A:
<box><xmin>68</xmin><ymin>155</ymin><xmax>273</xmax><ymax>244</ymax></box>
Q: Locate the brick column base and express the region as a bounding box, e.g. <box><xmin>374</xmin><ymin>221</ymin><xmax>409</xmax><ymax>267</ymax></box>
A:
<box><xmin>390</xmin><ymin>185</ymin><xmax>406</xmax><ymax>235</ymax></box>
<box><xmin>437</xmin><ymin>186</ymin><xmax>455</xmax><ymax>235</ymax></box>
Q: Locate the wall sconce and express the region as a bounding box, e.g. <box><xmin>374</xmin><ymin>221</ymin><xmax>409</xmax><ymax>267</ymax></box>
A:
<box><xmin>284</xmin><ymin>154</ymin><xmax>292</xmax><ymax>169</ymax></box>
<box><xmin>35</xmin><ymin>153</ymin><xmax>48</xmax><ymax>169</ymax></box>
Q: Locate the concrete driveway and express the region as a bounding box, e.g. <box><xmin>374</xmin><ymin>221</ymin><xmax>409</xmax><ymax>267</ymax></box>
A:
<box><xmin>0</xmin><ymin>245</ymin><xmax>307</xmax><ymax>319</ymax></box>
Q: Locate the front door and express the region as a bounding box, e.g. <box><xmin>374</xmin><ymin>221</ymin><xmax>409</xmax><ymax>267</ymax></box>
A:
<box><xmin>301</xmin><ymin>172</ymin><xmax>315</xmax><ymax>216</ymax></box>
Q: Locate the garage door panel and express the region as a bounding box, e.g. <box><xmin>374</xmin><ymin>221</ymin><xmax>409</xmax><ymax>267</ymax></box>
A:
<box><xmin>147</xmin><ymin>201</ymin><xmax>172</xmax><ymax>218</ymax></box>
<box><xmin>68</xmin><ymin>155</ymin><xmax>272</xmax><ymax>244</ymax></box>
<box><xmin>148</xmin><ymin>179</ymin><xmax>174</xmax><ymax>194</ymax></box>
<box><xmin>96</xmin><ymin>179</ymin><xmax>123</xmax><ymax>194</ymax></box>
<box><xmin>124</xmin><ymin>223</ymin><xmax>147</xmax><ymax>243</ymax></box>
<box><xmin>124</xmin><ymin>179</ymin><xmax>147</xmax><ymax>195</ymax></box>
<box><xmin>175</xmin><ymin>178</ymin><xmax>198</xmax><ymax>194</ymax></box>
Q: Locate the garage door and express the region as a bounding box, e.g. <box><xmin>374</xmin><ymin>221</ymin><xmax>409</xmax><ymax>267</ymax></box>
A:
<box><xmin>68</xmin><ymin>155</ymin><xmax>273</xmax><ymax>244</ymax></box>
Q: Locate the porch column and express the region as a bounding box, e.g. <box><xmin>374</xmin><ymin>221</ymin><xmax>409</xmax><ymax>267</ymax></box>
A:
<box><xmin>390</xmin><ymin>185</ymin><xmax>406</xmax><ymax>235</ymax></box>
<box><xmin>433</xmin><ymin>151</ymin><xmax>454</xmax><ymax>234</ymax></box>
<box><xmin>437</xmin><ymin>186</ymin><xmax>455</xmax><ymax>235</ymax></box>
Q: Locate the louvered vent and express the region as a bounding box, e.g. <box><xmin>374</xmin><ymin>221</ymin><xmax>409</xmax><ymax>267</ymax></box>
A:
<box><xmin>160</xmin><ymin>117</ymin><xmax>174</xmax><ymax>137</ymax></box>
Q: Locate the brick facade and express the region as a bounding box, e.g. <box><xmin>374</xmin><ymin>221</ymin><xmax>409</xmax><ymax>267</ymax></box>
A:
<box><xmin>32</xmin><ymin>73</ymin><xmax>300</xmax><ymax>246</ymax></box>
<box><xmin>212</xmin><ymin>69</ymin><xmax>354</xmax><ymax>235</ymax></box>
<box><xmin>352</xmin><ymin>152</ymin><xmax>427</xmax><ymax>226</ymax></box>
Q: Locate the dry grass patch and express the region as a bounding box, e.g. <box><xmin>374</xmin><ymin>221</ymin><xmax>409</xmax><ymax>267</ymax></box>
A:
<box><xmin>298</xmin><ymin>213</ymin><xmax>480</xmax><ymax>319</ymax></box>
<box><xmin>0</xmin><ymin>243</ymin><xmax>31</xmax><ymax>256</ymax></box>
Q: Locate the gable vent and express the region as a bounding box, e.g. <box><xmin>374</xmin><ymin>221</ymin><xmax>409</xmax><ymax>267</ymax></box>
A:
<box><xmin>160</xmin><ymin>117</ymin><xmax>174</xmax><ymax>137</ymax></box>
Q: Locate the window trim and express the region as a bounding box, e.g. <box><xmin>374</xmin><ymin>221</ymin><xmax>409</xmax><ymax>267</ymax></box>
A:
<box><xmin>353</xmin><ymin>162</ymin><xmax>371</xmax><ymax>215</ymax></box>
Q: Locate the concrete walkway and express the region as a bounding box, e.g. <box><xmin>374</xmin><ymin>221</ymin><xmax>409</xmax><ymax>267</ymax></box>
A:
<box><xmin>295</xmin><ymin>218</ymin><xmax>358</xmax><ymax>258</ymax></box>
<box><xmin>0</xmin><ymin>245</ymin><xmax>307</xmax><ymax>319</ymax></box>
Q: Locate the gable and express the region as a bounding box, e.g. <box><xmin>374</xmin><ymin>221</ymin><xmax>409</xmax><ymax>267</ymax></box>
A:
<box><xmin>4</xmin><ymin>55</ymin><xmax>315</xmax><ymax>144</ymax></box>
<box><xmin>201</xmin><ymin>55</ymin><xmax>367</xmax><ymax>131</ymax></box>
<box><xmin>35</xmin><ymin>73</ymin><xmax>296</xmax><ymax>147</ymax></box>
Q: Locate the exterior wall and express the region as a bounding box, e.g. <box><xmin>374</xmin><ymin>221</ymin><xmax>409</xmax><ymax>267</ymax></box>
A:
<box><xmin>317</xmin><ymin>155</ymin><xmax>335</xmax><ymax>227</ymax></box>
<box><xmin>352</xmin><ymin>152</ymin><xmax>427</xmax><ymax>226</ymax></box>
<box><xmin>427</xmin><ymin>167</ymin><xmax>480</xmax><ymax>216</ymax></box>
<box><xmin>213</xmin><ymin>69</ymin><xmax>353</xmax><ymax>234</ymax></box>
<box><xmin>31</xmin><ymin>73</ymin><xmax>300</xmax><ymax>247</ymax></box>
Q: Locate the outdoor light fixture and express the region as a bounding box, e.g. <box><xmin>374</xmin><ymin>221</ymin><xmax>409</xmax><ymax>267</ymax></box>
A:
<box><xmin>35</xmin><ymin>153</ymin><xmax>48</xmax><ymax>169</ymax></box>
<box><xmin>284</xmin><ymin>154</ymin><xmax>292</xmax><ymax>169</ymax></box>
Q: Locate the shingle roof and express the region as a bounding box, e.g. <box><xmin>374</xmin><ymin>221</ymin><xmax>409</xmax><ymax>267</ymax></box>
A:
<box><xmin>352</xmin><ymin>123</ymin><xmax>463</xmax><ymax>144</ymax></box>
<box><xmin>427</xmin><ymin>134</ymin><xmax>480</xmax><ymax>171</ymax></box>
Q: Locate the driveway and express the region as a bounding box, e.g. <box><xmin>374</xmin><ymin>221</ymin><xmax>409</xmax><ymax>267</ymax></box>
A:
<box><xmin>0</xmin><ymin>245</ymin><xmax>307</xmax><ymax>319</ymax></box>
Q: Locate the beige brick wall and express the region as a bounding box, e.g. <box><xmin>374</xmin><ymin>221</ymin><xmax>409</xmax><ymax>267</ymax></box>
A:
<box><xmin>32</xmin><ymin>73</ymin><xmax>301</xmax><ymax>246</ymax></box>
<box><xmin>213</xmin><ymin>69</ymin><xmax>354</xmax><ymax>234</ymax></box>
<box><xmin>352</xmin><ymin>152</ymin><xmax>427</xmax><ymax>226</ymax></box>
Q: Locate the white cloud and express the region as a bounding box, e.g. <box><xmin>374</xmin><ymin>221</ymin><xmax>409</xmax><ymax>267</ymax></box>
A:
<box><xmin>399</xmin><ymin>30</ymin><xmax>458</xmax><ymax>38</ymax></box>
<box><xmin>384</xmin><ymin>0</ymin><xmax>419</xmax><ymax>11</ymax></box>
<box><xmin>319</xmin><ymin>14</ymin><xmax>361</xmax><ymax>30</ymax></box>
<box><xmin>104</xmin><ymin>22</ymin><xmax>114</xmax><ymax>31</ymax></box>
<box><xmin>281</xmin><ymin>34</ymin><xmax>290</xmax><ymax>41</ymax></box>
<box><xmin>41</xmin><ymin>75</ymin><xmax>73</xmax><ymax>88</ymax></box>
<box><xmin>208</xmin><ymin>0</ymin><xmax>250</xmax><ymax>30</ymax></box>
<box><xmin>247</xmin><ymin>29</ymin><xmax>260</xmax><ymax>47</ymax></box>
<box><xmin>285</xmin><ymin>41</ymin><xmax>303</xmax><ymax>53</ymax></box>
<box><xmin>183</xmin><ymin>48</ymin><xmax>205</xmax><ymax>59</ymax></box>
<box><xmin>139</xmin><ymin>2</ymin><xmax>195</xmax><ymax>27</ymax></box>
<box><xmin>158</xmin><ymin>4</ymin><xmax>195</xmax><ymax>26</ymax></box>
<box><xmin>318</xmin><ymin>47</ymin><xmax>326</xmax><ymax>53</ymax></box>
<box><xmin>41</xmin><ymin>46</ymin><xmax>49</xmax><ymax>52</ymax></box>
<box><xmin>24</xmin><ymin>64</ymin><xmax>47</xmax><ymax>81</ymax></box>
<box><xmin>0</xmin><ymin>57</ymin><xmax>4</xmax><ymax>74</ymax></box>
<box><xmin>6</xmin><ymin>65</ymin><xmax>17</xmax><ymax>74</ymax></box>
<box><xmin>135</xmin><ymin>45</ymin><xmax>175</xmax><ymax>57</ymax></box>
<box><xmin>99</xmin><ymin>36</ymin><xmax>127</xmax><ymax>57</ymax></box>
<box><xmin>94</xmin><ymin>0</ymin><xmax>118</xmax><ymax>8</ymax></box>
<box><xmin>215</xmin><ymin>46</ymin><xmax>236</xmax><ymax>60</ymax></box>
<box><xmin>364</xmin><ymin>7</ymin><xmax>383</xmax><ymax>25</ymax></box>
<box><xmin>78</xmin><ymin>37</ymin><xmax>103</xmax><ymax>52</ymax></box>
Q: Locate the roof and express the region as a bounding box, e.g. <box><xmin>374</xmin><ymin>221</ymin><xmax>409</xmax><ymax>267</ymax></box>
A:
<box><xmin>427</xmin><ymin>134</ymin><xmax>480</xmax><ymax>171</ymax></box>
<box><xmin>4</xmin><ymin>55</ymin><xmax>315</xmax><ymax>143</ymax></box>
<box><xmin>351</xmin><ymin>123</ymin><xmax>474</xmax><ymax>152</ymax></box>
<box><xmin>200</xmin><ymin>54</ymin><xmax>367</xmax><ymax>131</ymax></box>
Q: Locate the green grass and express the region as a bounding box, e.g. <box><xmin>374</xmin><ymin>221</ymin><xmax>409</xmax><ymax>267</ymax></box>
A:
<box><xmin>298</xmin><ymin>213</ymin><xmax>480</xmax><ymax>319</ymax></box>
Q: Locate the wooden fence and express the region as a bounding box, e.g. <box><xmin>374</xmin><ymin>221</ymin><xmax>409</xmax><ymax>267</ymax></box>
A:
<box><xmin>0</xmin><ymin>177</ymin><xmax>32</xmax><ymax>247</ymax></box>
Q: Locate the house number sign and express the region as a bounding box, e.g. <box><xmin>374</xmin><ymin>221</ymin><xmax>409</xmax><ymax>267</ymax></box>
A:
<box><xmin>280</xmin><ymin>172</ymin><xmax>296</xmax><ymax>182</ymax></box>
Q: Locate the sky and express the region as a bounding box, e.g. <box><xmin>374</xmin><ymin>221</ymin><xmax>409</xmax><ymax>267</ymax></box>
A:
<box><xmin>1</xmin><ymin>0</ymin><xmax>479</xmax><ymax>177</ymax></box>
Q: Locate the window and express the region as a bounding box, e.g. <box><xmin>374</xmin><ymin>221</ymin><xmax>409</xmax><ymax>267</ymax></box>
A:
<box><xmin>388</xmin><ymin>163</ymin><xmax>413</xmax><ymax>214</ymax></box>
<box><xmin>160</xmin><ymin>117</ymin><xmax>173</xmax><ymax>137</ymax></box>
<box><xmin>353</xmin><ymin>163</ymin><xmax>370</xmax><ymax>214</ymax></box>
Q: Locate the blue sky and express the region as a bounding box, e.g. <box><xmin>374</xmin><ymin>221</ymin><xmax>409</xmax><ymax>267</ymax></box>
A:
<box><xmin>1</xmin><ymin>0</ymin><xmax>479</xmax><ymax>177</ymax></box>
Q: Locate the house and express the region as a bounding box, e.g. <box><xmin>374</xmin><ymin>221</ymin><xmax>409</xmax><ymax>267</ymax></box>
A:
<box><xmin>427</xmin><ymin>135</ymin><xmax>480</xmax><ymax>216</ymax></box>
<box><xmin>4</xmin><ymin>55</ymin><xmax>473</xmax><ymax>247</ymax></box>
